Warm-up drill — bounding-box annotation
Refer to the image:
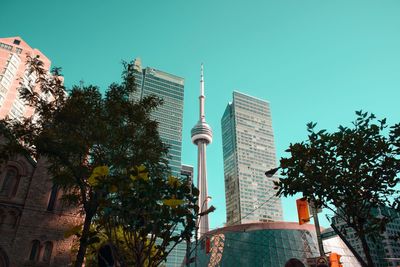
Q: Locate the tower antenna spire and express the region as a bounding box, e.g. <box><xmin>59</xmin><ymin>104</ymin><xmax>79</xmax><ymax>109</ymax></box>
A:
<box><xmin>199</xmin><ymin>64</ymin><xmax>205</xmax><ymax>121</ymax></box>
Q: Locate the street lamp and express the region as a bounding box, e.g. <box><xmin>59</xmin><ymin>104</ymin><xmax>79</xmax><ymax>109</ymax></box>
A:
<box><xmin>198</xmin><ymin>196</ymin><xmax>212</xmax><ymax>216</ymax></box>
<box><xmin>195</xmin><ymin>196</ymin><xmax>213</xmax><ymax>267</ymax></box>
<box><xmin>265</xmin><ymin>167</ymin><xmax>281</xmax><ymax>177</ymax></box>
<box><xmin>186</xmin><ymin>196</ymin><xmax>215</xmax><ymax>267</ymax></box>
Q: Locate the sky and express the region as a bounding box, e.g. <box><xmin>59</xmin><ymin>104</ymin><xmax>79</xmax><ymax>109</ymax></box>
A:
<box><xmin>2</xmin><ymin>0</ymin><xmax>400</xmax><ymax>230</ymax></box>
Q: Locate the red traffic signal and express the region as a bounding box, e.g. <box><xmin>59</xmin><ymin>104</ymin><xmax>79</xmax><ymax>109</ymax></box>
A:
<box><xmin>329</xmin><ymin>253</ymin><xmax>342</xmax><ymax>267</ymax></box>
<box><xmin>296</xmin><ymin>198</ymin><xmax>310</xmax><ymax>225</ymax></box>
<box><xmin>201</xmin><ymin>237</ymin><xmax>211</xmax><ymax>254</ymax></box>
<box><xmin>205</xmin><ymin>237</ymin><xmax>211</xmax><ymax>254</ymax></box>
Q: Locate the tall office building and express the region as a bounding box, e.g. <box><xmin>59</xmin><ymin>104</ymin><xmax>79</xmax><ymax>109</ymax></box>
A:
<box><xmin>332</xmin><ymin>207</ymin><xmax>400</xmax><ymax>267</ymax></box>
<box><xmin>0</xmin><ymin>36</ymin><xmax>53</xmax><ymax>120</ymax></box>
<box><xmin>180</xmin><ymin>164</ymin><xmax>194</xmax><ymax>183</ymax></box>
<box><xmin>131</xmin><ymin>59</ymin><xmax>187</xmax><ymax>267</ymax></box>
<box><xmin>221</xmin><ymin>91</ymin><xmax>283</xmax><ymax>225</ymax></box>
<box><xmin>132</xmin><ymin>58</ymin><xmax>184</xmax><ymax>177</ymax></box>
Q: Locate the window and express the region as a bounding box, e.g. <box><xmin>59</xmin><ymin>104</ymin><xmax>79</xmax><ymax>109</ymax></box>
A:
<box><xmin>0</xmin><ymin>248</ymin><xmax>9</xmax><ymax>267</ymax></box>
<box><xmin>0</xmin><ymin>209</ymin><xmax>5</xmax><ymax>226</ymax></box>
<box><xmin>47</xmin><ymin>185</ymin><xmax>58</xmax><ymax>211</ymax></box>
<box><xmin>15</xmin><ymin>48</ymin><xmax>22</xmax><ymax>54</ymax></box>
<box><xmin>0</xmin><ymin>85</ymin><xmax>7</xmax><ymax>95</ymax></box>
<box><xmin>29</xmin><ymin>240</ymin><xmax>40</xmax><ymax>261</ymax></box>
<box><xmin>13</xmin><ymin>39</ymin><xmax>21</xmax><ymax>45</ymax></box>
<box><xmin>42</xmin><ymin>242</ymin><xmax>53</xmax><ymax>262</ymax></box>
<box><xmin>0</xmin><ymin>77</ymin><xmax>11</xmax><ymax>89</ymax></box>
<box><xmin>7</xmin><ymin>211</ymin><xmax>17</xmax><ymax>228</ymax></box>
<box><xmin>9</xmin><ymin>106</ymin><xmax>23</xmax><ymax>120</ymax></box>
<box><xmin>0</xmin><ymin>43</ymin><xmax>12</xmax><ymax>51</ymax></box>
<box><xmin>0</xmin><ymin>168</ymin><xmax>19</xmax><ymax>197</ymax></box>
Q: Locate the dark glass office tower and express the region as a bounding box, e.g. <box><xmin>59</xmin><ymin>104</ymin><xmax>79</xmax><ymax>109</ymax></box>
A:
<box><xmin>132</xmin><ymin>58</ymin><xmax>184</xmax><ymax>176</ymax></box>
<box><xmin>131</xmin><ymin>59</ymin><xmax>186</xmax><ymax>267</ymax></box>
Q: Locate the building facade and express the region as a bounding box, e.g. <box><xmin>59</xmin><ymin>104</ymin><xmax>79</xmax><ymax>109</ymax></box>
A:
<box><xmin>221</xmin><ymin>91</ymin><xmax>283</xmax><ymax>225</ymax></box>
<box><xmin>0</xmin><ymin>37</ymin><xmax>79</xmax><ymax>267</ymax></box>
<box><xmin>0</xmin><ymin>154</ymin><xmax>81</xmax><ymax>267</ymax></box>
<box><xmin>180</xmin><ymin>164</ymin><xmax>194</xmax><ymax>186</ymax></box>
<box><xmin>131</xmin><ymin>58</ymin><xmax>188</xmax><ymax>267</ymax></box>
<box><xmin>190</xmin><ymin>222</ymin><xmax>319</xmax><ymax>267</ymax></box>
<box><xmin>332</xmin><ymin>207</ymin><xmax>400</xmax><ymax>267</ymax></box>
<box><xmin>0</xmin><ymin>37</ymin><xmax>52</xmax><ymax>121</ymax></box>
<box><xmin>132</xmin><ymin>58</ymin><xmax>185</xmax><ymax>177</ymax></box>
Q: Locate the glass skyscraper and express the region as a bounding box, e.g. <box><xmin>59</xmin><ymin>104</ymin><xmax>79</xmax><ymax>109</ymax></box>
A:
<box><xmin>221</xmin><ymin>91</ymin><xmax>283</xmax><ymax>225</ymax></box>
<box><xmin>132</xmin><ymin>58</ymin><xmax>184</xmax><ymax>177</ymax></box>
<box><xmin>131</xmin><ymin>58</ymin><xmax>186</xmax><ymax>266</ymax></box>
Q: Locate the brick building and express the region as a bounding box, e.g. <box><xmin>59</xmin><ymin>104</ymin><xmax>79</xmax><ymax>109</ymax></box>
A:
<box><xmin>0</xmin><ymin>153</ymin><xmax>82</xmax><ymax>267</ymax></box>
<box><xmin>0</xmin><ymin>36</ymin><xmax>80</xmax><ymax>267</ymax></box>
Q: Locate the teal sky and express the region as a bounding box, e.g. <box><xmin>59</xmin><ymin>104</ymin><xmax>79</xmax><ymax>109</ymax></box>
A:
<box><xmin>3</xmin><ymin>0</ymin><xmax>400</xmax><ymax>229</ymax></box>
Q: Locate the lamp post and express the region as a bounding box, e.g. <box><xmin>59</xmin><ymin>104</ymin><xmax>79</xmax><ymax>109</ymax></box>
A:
<box><xmin>185</xmin><ymin>197</ymin><xmax>215</xmax><ymax>267</ymax></box>
<box><xmin>194</xmin><ymin>197</ymin><xmax>212</xmax><ymax>267</ymax></box>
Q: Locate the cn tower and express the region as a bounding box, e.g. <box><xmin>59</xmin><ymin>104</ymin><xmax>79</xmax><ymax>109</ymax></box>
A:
<box><xmin>191</xmin><ymin>64</ymin><xmax>213</xmax><ymax>236</ymax></box>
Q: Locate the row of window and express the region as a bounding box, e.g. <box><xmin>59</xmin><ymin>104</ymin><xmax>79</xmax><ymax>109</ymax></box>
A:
<box><xmin>0</xmin><ymin>43</ymin><xmax>12</xmax><ymax>51</ymax></box>
<box><xmin>0</xmin><ymin>41</ymin><xmax>23</xmax><ymax>54</ymax></box>
<box><xmin>0</xmin><ymin>76</ymin><xmax>12</xmax><ymax>89</ymax></box>
<box><xmin>145</xmin><ymin>72</ymin><xmax>184</xmax><ymax>88</ymax></box>
<box><xmin>29</xmin><ymin>240</ymin><xmax>53</xmax><ymax>263</ymax></box>
<box><xmin>9</xmin><ymin>106</ymin><xmax>24</xmax><ymax>120</ymax></box>
<box><xmin>0</xmin><ymin>166</ymin><xmax>59</xmax><ymax>211</ymax></box>
<box><xmin>143</xmin><ymin>84</ymin><xmax>184</xmax><ymax>100</ymax></box>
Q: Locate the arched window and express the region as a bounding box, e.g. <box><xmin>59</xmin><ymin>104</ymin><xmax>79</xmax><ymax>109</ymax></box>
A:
<box><xmin>42</xmin><ymin>241</ymin><xmax>53</xmax><ymax>262</ymax></box>
<box><xmin>0</xmin><ymin>210</ymin><xmax>5</xmax><ymax>226</ymax></box>
<box><xmin>47</xmin><ymin>185</ymin><xmax>58</xmax><ymax>211</ymax></box>
<box><xmin>29</xmin><ymin>240</ymin><xmax>40</xmax><ymax>261</ymax></box>
<box><xmin>6</xmin><ymin>211</ymin><xmax>17</xmax><ymax>228</ymax></box>
<box><xmin>0</xmin><ymin>247</ymin><xmax>9</xmax><ymax>267</ymax></box>
<box><xmin>0</xmin><ymin>168</ymin><xmax>19</xmax><ymax>198</ymax></box>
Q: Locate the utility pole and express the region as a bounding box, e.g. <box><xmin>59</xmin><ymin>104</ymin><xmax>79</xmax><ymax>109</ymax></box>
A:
<box><xmin>310</xmin><ymin>200</ymin><xmax>325</xmax><ymax>257</ymax></box>
<box><xmin>185</xmin><ymin>236</ymin><xmax>191</xmax><ymax>267</ymax></box>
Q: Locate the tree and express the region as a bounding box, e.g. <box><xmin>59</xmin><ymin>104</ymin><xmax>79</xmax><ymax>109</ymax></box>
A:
<box><xmin>274</xmin><ymin>111</ymin><xmax>400</xmax><ymax>267</ymax></box>
<box><xmin>0</xmin><ymin>57</ymin><xmax>199</xmax><ymax>267</ymax></box>
<box><xmin>93</xmin><ymin>169</ymin><xmax>199</xmax><ymax>267</ymax></box>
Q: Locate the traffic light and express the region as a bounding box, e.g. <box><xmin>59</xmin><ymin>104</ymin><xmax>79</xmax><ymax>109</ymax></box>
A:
<box><xmin>201</xmin><ymin>237</ymin><xmax>211</xmax><ymax>254</ymax></box>
<box><xmin>205</xmin><ymin>237</ymin><xmax>211</xmax><ymax>254</ymax></box>
<box><xmin>296</xmin><ymin>198</ymin><xmax>310</xmax><ymax>225</ymax></box>
<box><xmin>329</xmin><ymin>253</ymin><xmax>342</xmax><ymax>267</ymax></box>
